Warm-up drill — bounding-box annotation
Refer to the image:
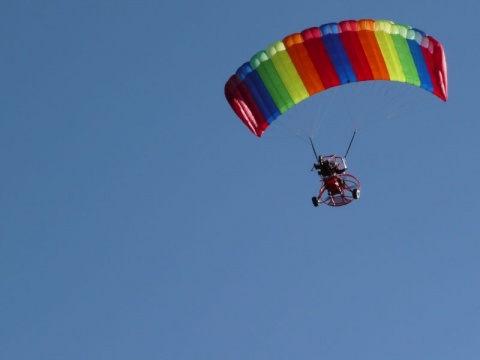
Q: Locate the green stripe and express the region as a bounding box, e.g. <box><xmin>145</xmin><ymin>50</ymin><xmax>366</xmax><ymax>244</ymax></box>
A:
<box><xmin>251</xmin><ymin>51</ymin><xmax>293</xmax><ymax>113</ymax></box>
<box><xmin>267</xmin><ymin>41</ymin><xmax>309</xmax><ymax>105</ymax></box>
<box><xmin>390</xmin><ymin>24</ymin><xmax>421</xmax><ymax>86</ymax></box>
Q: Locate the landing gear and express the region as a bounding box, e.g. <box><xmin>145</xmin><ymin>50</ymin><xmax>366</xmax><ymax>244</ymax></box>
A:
<box><xmin>313</xmin><ymin>173</ymin><xmax>361</xmax><ymax>207</ymax></box>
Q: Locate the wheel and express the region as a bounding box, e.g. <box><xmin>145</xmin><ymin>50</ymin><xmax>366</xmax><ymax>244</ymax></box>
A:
<box><xmin>311</xmin><ymin>196</ymin><xmax>319</xmax><ymax>207</ymax></box>
<box><xmin>352</xmin><ymin>189</ymin><xmax>360</xmax><ymax>199</ymax></box>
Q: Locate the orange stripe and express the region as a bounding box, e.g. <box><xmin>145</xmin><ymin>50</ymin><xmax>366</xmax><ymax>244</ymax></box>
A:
<box><xmin>356</xmin><ymin>20</ymin><xmax>390</xmax><ymax>80</ymax></box>
<box><xmin>283</xmin><ymin>33</ymin><xmax>324</xmax><ymax>95</ymax></box>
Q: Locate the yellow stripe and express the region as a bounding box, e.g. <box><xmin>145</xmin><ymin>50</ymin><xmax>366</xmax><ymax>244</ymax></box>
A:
<box><xmin>266</xmin><ymin>41</ymin><xmax>309</xmax><ymax>104</ymax></box>
<box><xmin>374</xmin><ymin>21</ymin><xmax>405</xmax><ymax>82</ymax></box>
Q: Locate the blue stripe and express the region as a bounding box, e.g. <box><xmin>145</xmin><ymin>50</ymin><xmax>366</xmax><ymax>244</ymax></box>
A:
<box><xmin>319</xmin><ymin>24</ymin><xmax>357</xmax><ymax>84</ymax></box>
<box><xmin>411</xmin><ymin>28</ymin><xmax>426</xmax><ymax>37</ymax></box>
<box><xmin>407</xmin><ymin>40</ymin><xmax>433</xmax><ymax>93</ymax></box>
<box><xmin>236</xmin><ymin>63</ymin><xmax>280</xmax><ymax>123</ymax></box>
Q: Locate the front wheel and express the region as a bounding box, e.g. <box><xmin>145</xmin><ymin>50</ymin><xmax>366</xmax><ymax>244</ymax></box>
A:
<box><xmin>311</xmin><ymin>196</ymin><xmax>319</xmax><ymax>207</ymax></box>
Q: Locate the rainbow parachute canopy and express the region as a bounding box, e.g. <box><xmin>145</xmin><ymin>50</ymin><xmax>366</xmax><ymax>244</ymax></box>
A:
<box><xmin>225</xmin><ymin>19</ymin><xmax>448</xmax><ymax>137</ymax></box>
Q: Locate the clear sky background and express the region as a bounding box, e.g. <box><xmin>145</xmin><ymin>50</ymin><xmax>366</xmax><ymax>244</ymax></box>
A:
<box><xmin>1</xmin><ymin>0</ymin><xmax>479</xmax><ymax>359</ymax></box>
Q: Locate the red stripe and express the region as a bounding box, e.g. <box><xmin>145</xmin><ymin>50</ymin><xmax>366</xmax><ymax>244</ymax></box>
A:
<box><xmin>338</xmin><ymin>21</ymin><xmax>373</xmax><ymax>81</ymax></box>
<box><xmin>301</xmin><ymin>27</ymin><xmax>340</xmax><ymax>89</ymax></box>
<box><xmin>283</xmin><ymin>33</ymin><xmax>325</xmax><ymax>95</ymax></box>
<box><xmin>224</xmin><ymin>75</ymin><xmax>269</xmax><ymax>137</ymax></box>
<box><xmin>421</xmin><ymin>36</ymin><xmax>448</xmax><ymax>101</ymax></box>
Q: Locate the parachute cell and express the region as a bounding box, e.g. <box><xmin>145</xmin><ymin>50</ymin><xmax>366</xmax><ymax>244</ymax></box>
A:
<box><xmin>225</xmin><ymin>19</ymin><xmax>448</xmax><ymax>137</ymax></box>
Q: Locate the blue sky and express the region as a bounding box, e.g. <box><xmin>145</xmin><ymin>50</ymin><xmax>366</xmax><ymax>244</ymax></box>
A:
<box><xmin>1</xmin><ymin>0</ymin><xmax>479</xmax><ymax>359</ymax></box>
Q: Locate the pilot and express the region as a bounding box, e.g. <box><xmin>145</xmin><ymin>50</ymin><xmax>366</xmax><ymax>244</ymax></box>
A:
<box><xmin>314</xmin><ymin>156</ymin><xmax>345</xmax><ymax>177</ymax></box>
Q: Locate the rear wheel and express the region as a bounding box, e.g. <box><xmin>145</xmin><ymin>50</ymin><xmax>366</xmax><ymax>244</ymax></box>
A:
<box><xmin>352</xmin><ymin>189</ymin><xmax>360</xmax><ymax>199</ymax></box>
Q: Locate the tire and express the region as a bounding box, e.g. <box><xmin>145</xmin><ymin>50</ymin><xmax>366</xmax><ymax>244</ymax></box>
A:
<box><xmin>311</xmin><ymin>196</ymin><xmax>319</xmax><ymax>207</ymax></box>
<box><xmin>352</xmin><ymin>189</ymin><xmax>360</xmax><ymax>199</ymax></box>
